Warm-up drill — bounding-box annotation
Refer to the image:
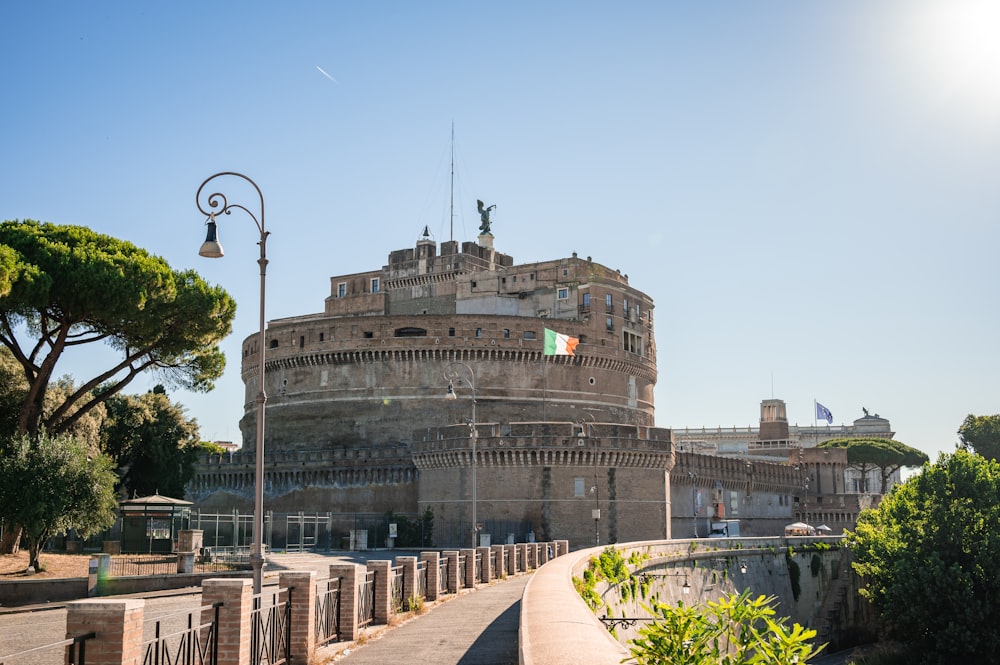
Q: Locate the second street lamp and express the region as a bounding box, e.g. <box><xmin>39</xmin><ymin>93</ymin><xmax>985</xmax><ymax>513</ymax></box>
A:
<box><xmin>196</xmin><ymin>171</ymin><xmax>269</xmax><ymax>595</ymax></box>
<box><xmin>444</xmin><ymin>361</ymin><xmax>477</xmax><ymax>549</ymax></box>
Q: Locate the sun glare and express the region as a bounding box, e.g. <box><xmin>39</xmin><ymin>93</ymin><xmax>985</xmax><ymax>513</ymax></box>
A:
<box><xmin>894</xmin><ymin>0</ymin><xmax>1000</xmax><ymax>126</ymax></box>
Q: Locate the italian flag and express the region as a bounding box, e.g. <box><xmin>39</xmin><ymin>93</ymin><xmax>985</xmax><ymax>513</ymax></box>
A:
<box><xmin>543</xmin><ymin>328</ymin><xmax>579</xmax><ymax>356</ymax></box>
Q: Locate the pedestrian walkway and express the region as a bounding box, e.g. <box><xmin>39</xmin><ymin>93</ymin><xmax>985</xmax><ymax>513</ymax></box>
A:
<box><xmin>329</xmin><ymin>573</ymin><xmax>530</xmax><ymax>665</ymax></box>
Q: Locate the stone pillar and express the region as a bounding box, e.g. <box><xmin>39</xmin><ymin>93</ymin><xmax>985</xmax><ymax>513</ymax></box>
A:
<box><xmin>177</xmin><ymin>551</ymin><xmax>195</xmax><ymax>574</ymax></box>
<box><xmin>367</xmin><ymin>560</ymin><xmax>392</xmax><ymax>623</ymax></box>
<box><xmin>279</xmin><ymin>571</ymin><xmax>316</xmax><ymax>665</ymax></box>
<box><xmin>329</xmin><ymin>563</ymin><xmax>363</xmax><ymax>642</ymax></box>
<box><xmin>421</xmin><ymin>551</ymin><xmax>440</xmax><ymax>601</ymax></box>
<box><xmin>443</xmin><ymin>551</ymin><xmax>461</xmax><ymax>593</ymax></box>
<box><xmin>516</xmin><ymin>544</ymin><xmax>528</xmax><ymax>573</ymax></box>
<box><xmin>556</xmin><ymin>540</ymin><xmax>569</xmax><ymax>557</ymax></box>
<box><xmin>177</xmin><ymin>529</ymin><xmax>204</xmax><ymax>553</ymax></box>
<box><xmin>461</xmin><ymin>549</ymin><xmax>477</xmax><ymax>589</ymax></box>
<box><xmin>477</xmin><ymin>546</ymin><xmax>493</xmax><ymax>583</ymax></box>
<box><xmin>491</xmin><ymin>545</ymin><xmax>506</xmax><ymax>578</ymax></box>
<box><xmin>65</xmin><ymin>598</ymin><xmax>144</xmax><ymax>665</ymax></box>
<box><xmin>505</xmin><ymin>544</ymin><xmax>518</xmax><ymax>574</ymax></box>
<box><xmin>202</xmin><ymin>578</ymin><xmax>253</xmax><ymax>665</ymax></box>
<box><xmin>397</xmin><ymin>556</ymin><xmax>418</xmax><ymax>609</ymax></box>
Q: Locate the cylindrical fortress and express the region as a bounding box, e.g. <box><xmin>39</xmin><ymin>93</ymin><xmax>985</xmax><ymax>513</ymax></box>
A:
<box><xmin>192</xmin><ymin>232</ymin><xmax>672</xmax><ymax>547</ymax></box>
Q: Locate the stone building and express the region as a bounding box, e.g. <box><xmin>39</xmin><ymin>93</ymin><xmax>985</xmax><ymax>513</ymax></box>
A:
<box><xmin>189</xmin><ymin>230</ymin><xmax>856</xmax><ymax>547</ymax></box>
<box><xmin>190</xmin><ymin>230</ymin><xmax>677</xmax><ymax>547</ymax></box>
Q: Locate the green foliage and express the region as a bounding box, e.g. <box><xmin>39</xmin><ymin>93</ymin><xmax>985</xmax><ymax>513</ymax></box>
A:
<box><xmin>845</xmin><ymin>450</ymin><xmax>1000</xmax><ymax>664</ymax></box>
<box><xmin>0</xmin><ymin>220</ymin><xmax>235</xmax><ymax>438</ymax></box>
<box><xmin>957</xmin><ymin>414</ymin><xmax>1000</xmax><ymax>462</ymax></box>
<box><xmin>382</xmin><ymin>508</ymin><xmax>434</xmax><ymax>548</ymax></box>
<box><xmin>818</xmin><ymin>437</ymin><xmax>929</xmax><ymax>494</ymax></box>
<box><xmin>574</xmin><ymin>567</ymin><xmax>602</xmax><ymax>610</ymax></box>
<box><xmin>596</xmin><ymin>546</ymin><xmax>630</xmax><ymax>584</ymax></box>
<box><xmin>0</xmin><ymin>433</ymin><xmax>117</xmax><ymax>570</ymax></box>
<box><xmin>629</xmin><ymin>590</ymin><xmax>825</xmax><ymax>665</ymax></box>
<box><xmin>101</xmin><ymin>388</ymin><xmax>200</xmax><ymax>498</ymax></box>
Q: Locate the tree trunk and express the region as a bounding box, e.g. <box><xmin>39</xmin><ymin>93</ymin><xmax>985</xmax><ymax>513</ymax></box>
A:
<box><xmin>0</xmin><ymin>523</ymin><xmax>22</xmax><ymax>554</ymax></box>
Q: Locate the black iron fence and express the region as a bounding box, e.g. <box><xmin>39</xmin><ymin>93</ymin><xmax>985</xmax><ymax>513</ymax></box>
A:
<box><xmin>141</xmin><ymin>602</ymin><xmax>221</xmax><ymax>665</ymax></box>
<box><xmin>390</xmin><ymin>565</ymin><xmax>404</xmax><ymax>613</ymax></box>
<box><xmin>314</xmin><ymin>578</ymin><xmax>341</xmax><ymax>647</ymax></box>
<box><xmin>357</xmin><ymin>571</ymin><xmax>375</xmax><ymax>629</ymax></box>
<box><xmin>250</xmin><ymin>590</ymin><xmax>290</xmax><ymax>665</ymax></box>
<box><xmin>107</xmin><ymin>553</ymin><xmax>248</xmax><ymax>578</ymax></box>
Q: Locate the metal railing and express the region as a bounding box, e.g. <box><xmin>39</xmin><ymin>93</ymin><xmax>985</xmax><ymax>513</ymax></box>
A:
<box><xmin>0</xmin><ymin>632</ymin><xmax>94</xmax><ymax>665</ymax></box>
<box><xmin>110</xmin><ymin>554</ymin><xmax>180</xmax><ymax>577</ymax></box>
<box><xmin>250</xmin><ymin>589</ymin><xmax>291</xmax><ymax>665</ymax></box>
<box><xmin>314</xmin><ymin>577</ymin><xmax>341</xmax><ymax>647</ymax></box>
<box><xmin>107</xmin><ymin>552</ymin><xmax>249</xmax><ymax>578</ymax></box>
<box><xmin>490</xmin><ymin>550</ymin><xmax>498</xmax><ymax>577</ymax></box>
<box><xmin>389</xmin><ymin>565</ymin><xmax>405</xmax><ymax>613</ymax></box>
<box><xmin>438</xmin><ymin>558</ymin><xmax>449</xmax><ymax>595</ymax></box>
<box><xmin>141</xmin><ymin>602</ymin><xmax>222</xmax><ymax>665</ymax></box>
<box><xmin>474</xmin><ymin>552</ymin><xmax>482</xmax><ymax>584</ymax></box>
<box><xmin>414</xmin><ymin>561</ymin><xmax>427</xmax><ymax>603</ymax></box>
<box><xmin>357</xmin><ymin>571</ymin><xmax>376</xmax><ymax>629</ymax></box>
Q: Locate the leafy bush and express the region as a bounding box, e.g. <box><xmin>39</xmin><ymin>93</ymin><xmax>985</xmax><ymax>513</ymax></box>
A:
<box><xmin>629</xmin><ymin>590</ymin><xmax>825</xmax><ymax>665</ymax></box>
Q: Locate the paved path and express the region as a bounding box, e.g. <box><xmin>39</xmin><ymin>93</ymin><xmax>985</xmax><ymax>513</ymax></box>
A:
<box><xmin>331</xmin><ymin>574</ymin><xmax>530</xmax><ymax>665</ymax></box>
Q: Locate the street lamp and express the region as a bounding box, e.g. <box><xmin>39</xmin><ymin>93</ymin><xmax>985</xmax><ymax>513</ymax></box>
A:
<box><xmin>590</xmin><ymin>483</ymin><xmax>600</xmax><ymax>546</ymax></box>
<box><xmin>688</xmin><ymin>472</ymin><xmax>699</xmax><ymax>538</ymax></box>
<box><xmin>196</xmin><ymin>171</ymin><xmax>269</xmax><ymax>595</ymax></box>
<box><xmin>444</xmin><ymin>361</ymin><xmax>477</xmax><ymax>549</ymax></box>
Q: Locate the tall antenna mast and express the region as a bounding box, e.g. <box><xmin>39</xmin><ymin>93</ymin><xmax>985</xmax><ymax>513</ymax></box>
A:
<box><xmin>449</xmin><ymin>121</ymin><xmax>455</xmax><ymax>242</ymax></box>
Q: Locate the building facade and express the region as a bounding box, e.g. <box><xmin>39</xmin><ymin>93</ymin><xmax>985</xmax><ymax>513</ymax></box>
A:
<box><xmin>190</xmin><ymin>230</ymin><xmax>677</xmax><ymax>547</ymax></box>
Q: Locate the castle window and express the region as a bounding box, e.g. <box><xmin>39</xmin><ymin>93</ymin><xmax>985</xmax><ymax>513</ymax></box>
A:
<box><xmin>475</xmin><ymin>328</ymin><xmax>483</xmax><ymax>337</ymax></box>
<box><xmin>503</xmin><ymin>328</ymin><xmax>510</xmax><ymax>338</ymax></box>
<box><xmin>557</xmin><ymin>287</ymin><xmax>569</xmax><ymax>300</ymax></box>
<box><xmin>337</xmin><ymin>282</ymin><xmax>346</xmax><ymax>297</ymax></box>
<box><xmin>394</xmin><ymin>327</ymin><xmax>428</xmax><ymax>337</ymax></box>
<box><xmin>562</xmin><ymin>268</ymin><xmax>569</xmax><ymax>276</ymax></box>
<box><xmin>605</xmin><ymin>293</ymin><xmax>613</xmax><ymax>310</ymax></box>
<box><xmin>578</xmin><ymin>334</ymin><xmax>587</xmax><ymax>344</ymax></box>
<box><xmin>371</xmin><ymin>278</ymin><xmax>380</xmax><ymax>293</ymax></box>
<box><xmin>635</xmin><ymin>303</ymin><xmax>640</xmax><ymax>320</ymax></box>
<box><xmin>501</xmin><ymin>277</ymin><xmax>506</xmax><ymax>285</ymax></box>
<box><xmin>574</xmin><ymin>477</ymin><xmax>585</xmax><ymax>497</ymax></box>
<box><xmin>582</xmin><ymin>292</ymin><xmax>590</xmax><ymax>308</ymax></box>
<box><xmin>512</xmin><ymin>276</ymin><xmax>517</xmax><ymax>283</ymax></box>
<box><xmin>299</xmin><ymin>335</ymin><xmax>305</xmax><ymax>347</ymax></box>
<box><xmin>319</xmin><ymin>332</ymin><xmax>324</xmax><ymax>342</ymax></box>
<box><xmin>448</xmin><ymin>327</ymin><xmax>456</xmax><ymax>337</ymax></box>
<box><xmin>606</xmin><ymin>316</ymin><xmax>614</xmax><ymax>331</ymax></box>
<box><xmin>269</xmin><ymin>339</ymin><xmax>279</xmax><ymax>349</ymax></box>
<box><xmin>524</xmin><ymin>330</ymin><xmax>536</xmax><ymax>340</ymax></box>
<box><xmin>623</xmin><ymin>298</ymin><xmax>629</xmax><ymax>317</ymax></box>
<box><xmin>363</xmin><ymin>331</ymin><xmax>374</xmax><ymax>339</ymax></box>
<box><xmin>471</xmin><ymin>281</ymin><xmax>477</xmax><ymax>288</ymax></box>
<box><xmin>623</xmin><ymin>330</ymin><xmax>641</xmax><ymax>354</ymax></box>
<box><xmin>530</xmin><ymin>273</ymin><xmax>535</xmax><ymax>280</ymax></box>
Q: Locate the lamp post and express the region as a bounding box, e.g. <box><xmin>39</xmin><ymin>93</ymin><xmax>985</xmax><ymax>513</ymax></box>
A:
<box><xmin>590</xmin><ymin>482</ymin><xmax>600</xmax><ymax>546</ymax></box>
<box><xmin>196</xmin><ymin>171</ymin><xmax>269</xmax><ymax>595</ymax></box>
<box><xmin>444</xmin><ymin>361</ymin><xmax>477</xmax><ymax>549</ymax></box>
<box><xmin>688</xmin><ymin>472</ymin><xmax>699</xmax><ymax>538</ymax></box>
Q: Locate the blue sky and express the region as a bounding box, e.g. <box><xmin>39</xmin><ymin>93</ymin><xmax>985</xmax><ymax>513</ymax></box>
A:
<box><xmin>2</xmin><ymin>2</ymin><xmax>997</xmax><ymax>462</ymax></box>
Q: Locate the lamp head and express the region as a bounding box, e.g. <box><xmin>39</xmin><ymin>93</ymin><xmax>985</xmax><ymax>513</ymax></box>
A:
<box><xmin>446</xmin><ymin>382</ymin><xmax>457</xmax><ymax>400</ymax></box>
<box><xmin>682</xmin><ymin>578</ymin><xmax>691</xmax><ymax>595</ymax></box>
<box><xmin>199</xmin><ymin>214</ymin><xmax>225</xmax><ymax>258</ymax></box>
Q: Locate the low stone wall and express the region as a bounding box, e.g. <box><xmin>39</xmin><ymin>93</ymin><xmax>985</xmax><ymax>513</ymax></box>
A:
<box><xmin>520</xmin><ymin>536</ymin><xmax>872</xmax><ymax>665</ymax></box>
<box><xmin>0</xmin><ymin>577</ymin><xmax>89</xmax><ymax>607</ymax></box>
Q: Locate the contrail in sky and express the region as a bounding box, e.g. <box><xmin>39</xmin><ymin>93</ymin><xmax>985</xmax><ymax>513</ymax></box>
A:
<box><xmin>315</xmin><ymin>65</ymin><xmax>338</xmax><ymax>83</ymax></box>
